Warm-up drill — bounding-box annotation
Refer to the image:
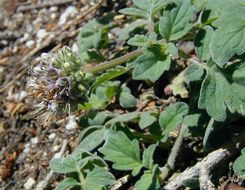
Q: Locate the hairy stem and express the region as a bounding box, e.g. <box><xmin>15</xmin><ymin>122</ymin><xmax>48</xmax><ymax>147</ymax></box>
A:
<box><xmin>159</xmin><ymin>124</ymin><xmax>187</xmax><ymax>182</ymax></box>
<box><xmin>83</xmin><ymin>49</ymin><xmax>144</xmax><ymax>73</ymax></box>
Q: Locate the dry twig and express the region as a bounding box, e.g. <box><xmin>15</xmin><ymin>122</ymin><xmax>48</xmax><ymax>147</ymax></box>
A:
<box><xmin>163</xmin><ymin>132</ymin><xmax>245</xmax><ymax>190</ymax></box>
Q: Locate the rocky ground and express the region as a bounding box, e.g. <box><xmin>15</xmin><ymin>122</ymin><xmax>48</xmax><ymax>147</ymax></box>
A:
<box><xmin>0</xmin><ymin>0</ymin><xmax>112</xmax><ymax>189</ymax></box>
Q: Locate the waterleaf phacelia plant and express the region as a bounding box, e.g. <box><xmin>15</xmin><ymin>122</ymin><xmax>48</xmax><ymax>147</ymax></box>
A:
<box><xmin>28</xmin><ymin>0</ymin><xmax>245</xmax><ymax>189</ymax></box>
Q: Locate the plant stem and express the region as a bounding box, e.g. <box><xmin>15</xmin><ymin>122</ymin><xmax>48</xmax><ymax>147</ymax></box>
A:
<box><xmin>159</xmin><ymin>124</ymin><xmax>187</xmax><ymax>182</ymax></box>
<box><xmin>83</xmin><ymin>49</ymin><xmax>144</xmax><ymax>73</ymax></box>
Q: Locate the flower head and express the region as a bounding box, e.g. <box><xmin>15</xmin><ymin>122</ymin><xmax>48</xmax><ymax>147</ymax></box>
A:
<box><xmin>27</xmin><ymin>47</ymin><xmax>93</xmax><ymax>123</ymax></box>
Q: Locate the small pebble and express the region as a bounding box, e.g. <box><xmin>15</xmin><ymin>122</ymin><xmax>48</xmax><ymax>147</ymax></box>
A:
<box><xmin>26</xmin><ymin>40</ymin><xmax>35</xmax><ymax>48</ymax></box>
<box><xmin>24</xmin><ymin>177</ymin><xmax>35</xmax><ymax>189</ymax></box>
<box><xmin>58</xmin><ymin>6</ymin><xmax>78</xmax><ymax>26</ymax></box>
<box><xmin>50</xmin><ymin>13</ymin><xmax>57</xmax><ymax>20</ymax></box>
<box><xmin>48</xmin><ymin>133</ymin><xmax>56</xmax><ymax>140</ymax></box>
<box><xmin>50</xmin><ymin>6</ymin><xmax>58</xmax><ymax>12</ymax></box>
<box><xmin>37</xmin><ymin>29</ymin><xmax>48</xmax><ymax>40</ymax></box>
<box><xmin>53</xmin><ymin>145</ymin><xmax>60</xmax><ymax>152</ymax></box>
<box><xmin>53</xmin><ymin>152</ymin><xmax>62</xmax><ymax>158</ymax></box>
<box><xmin>71</xmin><ymin>43</ymin><xmax>78</xmax><ymax>53</ymax></box>
<box><xmin>66</xmin><ymin>116</ymin><xmax>77</xmax><ymax>130</ymax></box>
<box><xmin>31</xmin><ymin>137</ymin><xmax>38</xmax><ymax>145</ymax></box>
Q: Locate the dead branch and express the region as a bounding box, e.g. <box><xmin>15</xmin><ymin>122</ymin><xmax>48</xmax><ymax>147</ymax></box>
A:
<box><xmin>163</xmin><ymin>132</ymin><xmax>245</xmax><ymax>190</ymax></box>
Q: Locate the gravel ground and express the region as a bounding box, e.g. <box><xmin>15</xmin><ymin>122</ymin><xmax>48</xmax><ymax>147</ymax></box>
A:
<box><xmin>0</xmin><ymin>0</ymin><xmax>109</xmax><ymax>189</ymax></box>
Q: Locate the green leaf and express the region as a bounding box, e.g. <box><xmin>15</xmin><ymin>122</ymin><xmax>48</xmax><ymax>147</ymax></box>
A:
<box><xmin>139</xmin><ymin>112</ymin><xmax>156</xmax><ymax>129</ymax></box>
<box><xmin>106</xmin><ymin>112</ymin><xmax>140</xmax><ymax>126</ymax></box>
<box><xmin>85</xmin><ymin>81</ymin><xmax>120</xmax><ymax>109</ymax></box>
<box><xmin>91</xmin><ymin>66</ymin><xmax>129</xmax><ymax>92</ymax></box>
<box><xmin>184</xmin><ymin>63</ymin><xmax>204</xmax><ymax>81</ymax></box>
<box><xmin>56</xmin><ymin>178</ymin><xmax>81</xmax><ymax>190</ymax></box>
<box><xmin>225</xmin><ymin>62</ymin><xmax>245</xmax><ymax>116</ymax></box>
<box><xmin>192</xmin><ymin>0</ymin><xmax>208</xmax><ymax>11</ymax></box>
<box><xmin>183</xmin><ymin>114</ymin><xmax>202</xmax><ymax>127</ymax></box>
<box><xmin>233</xmin><ymin>148</ymin><xmax>245</xmax><ymax>176</ymax></box>
<box><xmin>132</xmin><ymin>0</ymin><xmax>149</xmax><ymax>10</ymax></box>
<box><xmin>118</xmin><ymin>19</ymin><xmax>148</xmax><ymax>41</ymax></box>
<box><xmin>119</xmin><ymin>86</ymin><xmax>137</xmax><ymax>108</ymax></box>
<box><xmin>134</xmin><ymin>165</ymin><xmax>160</xmax><ymax>190</ymax></box>
<box><xmin>78</xmin><ymin>19</ymin><xmax>108</xmax><ymax>53</ymax></box>
<box><xmin>77</xmin><ymin>127</ymin><xmax>105</xmax><ymax>152</ymax></box>
<box><xmin>210</xmin><ymin>2</ymin><xmax>245</xmax><ymax>67</ymax></box>
<box><xmin>128</xmin><ymin>34</ymin><xmax>149</xmax><ymax>47</ymax></box>
<box><xmin>119</xmin><ymin>7</ymin><xmax>146</xmax><ymax>17</ymax></box>
<box><xmin>49</xmin><ymin>155</ymin><xmax>78</xmax><ymax>174</ymax></box>
<box><xmin>195</xmin><ymin>26</ymin><xmax>214</xmax><ymax>61</ymax></box>
<box><xmin>142</xmin><ymin>144</ymin><xmax>156</xmax><ymax>169</ymax></box>
<box><xmin>99</xmin><ymin>131</ymin><xmax>143</xmax><ymax>176</ymax></box>
<box><xmin>133</xmin><ymin>47</ymin><xmax>171</xmax><ymax>82</ymax></box>
<box><xmin>198</xmin><ymin>68</ymin><xmax>229</xmax><ymax>122</ymax></box>
<box><xmin>86</xmin><ymin>166</ymin><xmax>115</xmax><ymax>190</ymax></box>
<box><xmin>159</xmin><ymin>0</ymin><xmax>193</xmax><ymax>41</ymax></box>
<box><xmin>159</xmin><ymin>102</ymin><xmax>189</xmax><ymax>137</ymax></box>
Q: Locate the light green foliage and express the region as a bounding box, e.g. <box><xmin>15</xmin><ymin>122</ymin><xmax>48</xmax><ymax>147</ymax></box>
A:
<box><xmin>82</xmin><ymin>81</ymin><xmax>120</xmax><ymax>109</ymax></box>
<box><xmin>159</xmin><ymin>0</ymin><xmax>193</xmax><ymax>41</ymax></box>
<box><xmin>198</xmin><ymin>66</ymin><xmax>229</xmax><ymax>122</ymax></box>
<box><xmin>49</xmin><ymin>0</ymin><xmax>245</xmax><ymax>189</ymax></box>
<box><xmin>99</xmin><ymin>131</ymin><xmax>143</xmax><ymax>176</ymax></box>
<box><xmin>159</xmin><ymin>102</ymin><xmax>189</xmax><ymax>141</ymax></box>
<box><xmin>78</xmin><ymin>19</ymin><xmax>109</xmax><ymax>53</ymax></box>
<box><xmin>185</xmin><ymin>63</ymin><xmax>204</xmax><ymax>81</ymax></box>
<box><xmin>120</xmin><ymin>0</ymin><xmax>171</xmax><ymax>19</ymax></box>
<box><xmin>142</xmin><ymin>144</ymin><xmax>156</xmax><ymax>169</ymax></box>
<box><xmin>86</xmin><ymin>166</ymin><xmax>115</xmax><ymax>190</ymax></box>
<box><xmin>56</xmin><ymin>178</ymin><xmax>81</xmax><ymax>190</ymax></box>
<box><xmin>118</xmin><ymin>19</ymin><xmax>148</xmax><ymax>41</ymax></box>
<box><xmin>91</xmin><ymin>66</ymin><xmax>129</xmax><ymax>91</ymax></box>
<box><xmin>198</xmin><ymin>61</ymin><xmax>245</xmax><ymax>121</ymax></box>
<box><xmin>134</xmin><ymin>165</ymin><xmax>160</xmax><ymax>190</ymax></box>
<box><xmin>210</xmin><ymin>2</ymin><xmax>245</xmax><ymax>67</ymax></box>
<box><xmin>139</xmin><ymin>112</ymin><xmax>156</xmax><ymax>129</ymax></box>
<box><xmin>133</xmin><ymin>46</ymin><xmax>171</xmax><ymax>82</ymax></box>
<box><xmin>77</xmin><ymin>126</ymin><xmax>105</xmax><ymax>152</ymax></box>
<box><xmin>119</xmin><ymin>86</ymin><xmax>137</xmax><ymax>108</ymax></box>
<box><xmin>233</xmin><ymin>148</ymin><xmax>245</xmax><ymax>176</ymax></box>
<box><xmin>194</xmin><ymin>26</ymin><xmax>214</xmax><ymax>61</ymax></box>
<box><xmin>49</xmin><ymin>150</ymin><xmax>113</xmax><ymax>190</ymax></box>
<box><xmin>128</xmin><ymin>34</ymin><xmax>149</xmax><ymax>47</ymax></box>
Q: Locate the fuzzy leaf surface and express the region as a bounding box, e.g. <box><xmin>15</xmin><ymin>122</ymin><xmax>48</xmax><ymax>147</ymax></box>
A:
<box><xmin>195</xmin><ymin>26</ymin><xmax>214</xmax><ymax>61</ymax></box>
<box><xmin>142</xmin><ymin>144</ymin><xmax>156</xmax><ymax>169</ymax></box>
<box><xmin>233</xmin><ymin>148</ymin><xmax>245</xmax><ymax>176</ymax></box>
<box><xmin>210</xmin><ymin>2</ymin><xmax>245</xmax><ymax>67</ymax></box>
<box><xmin>119</xmin><ymin>86</ymin><xmax>137</xmax><ymax>108</ymax></box>
<box><xmin>198</xmin><ymin>68</ymin><xmax>229</xmax><ymax>122</ymax></box>
<box><xmin>132</xmin><ymin>47</ymin><xmax>171</xmax><ymax>82</ymax></box>
<box><xmin>139</xmin><ymin>112</ymin><xmax>156</xmax><ymax>129</ymax></box>
<box><xmin>86</xmin><ymin>166</ymin><xmax>115</xmax><ymax>190</ymax></box>
<box><xmin>99</xmin><ymin>131</ymin><xmax>142</xmax><ymax>176</ymax></box>
<box><xmin>159</xmin><ymin>0</ymin><xmax>193</xmax><ymax>41</ymax></box>
<box><xmin>56</xmin><ymin>178</ymin><xmax>81</xmax><ymax>190</ymax></box>
<box><xmin>134</xmin><ymin>165</ymin><xmax>160</xmax><ymax>190</ymax></box>
<box><xmin>159</xmin><ymin>102</ymin><xmax>189</xmax><ymax>138</ymax></box>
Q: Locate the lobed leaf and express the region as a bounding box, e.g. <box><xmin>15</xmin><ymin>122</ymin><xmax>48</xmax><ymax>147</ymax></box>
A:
<box><xmin>99</xmin><ymin>131</ymin><xmax>143</xmax><ymax>176</ymax></box>
<box><xmin>86</xmin><ymin>166</ymin><xmax>116</xmax><ymax>190</ymax></box>
<box><xmin>132</xmin><ymin>47</ymin><xmax>171</xmax><ymax>82</ymax></box>
<box><xmin>210</xmin><ymin>2</ymin><xmax>245</xmax><ymax>67</ymax></box>
<box><xmin>159</xmin><ymin>0</ymin><xmax>193</xmax><ymax>41</ymax></box>
<box><xmin>56</xmin><ymin>178</ymin><xmax>81</xmax><ymax>190</ymax></box>
<box><xmin>159</xmin><ymin>102</ymin><xmax>189</xmax><ymax>140</ymax></box>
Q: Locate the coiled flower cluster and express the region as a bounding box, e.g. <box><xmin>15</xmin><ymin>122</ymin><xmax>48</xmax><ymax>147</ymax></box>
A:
<box><xmin>27</xmin><ymin>47</ymin><xmax>93</xmax><ymax>122</ymax></box>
